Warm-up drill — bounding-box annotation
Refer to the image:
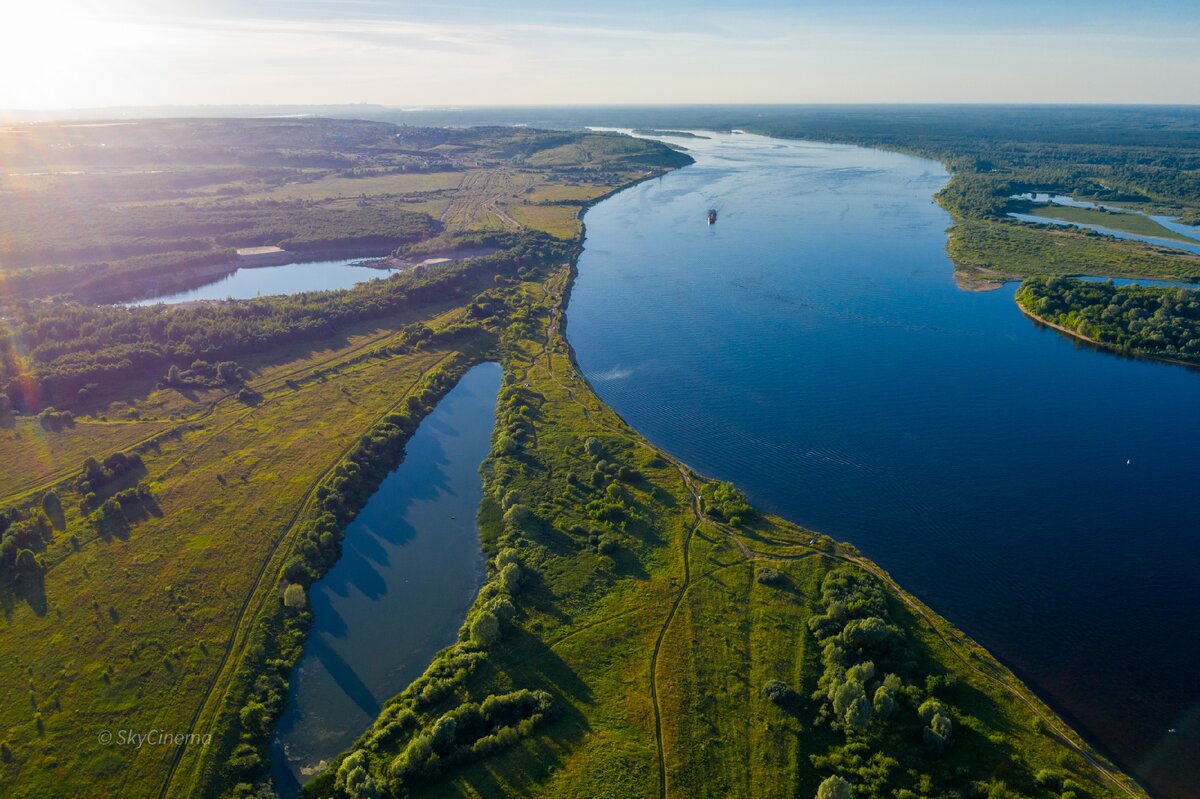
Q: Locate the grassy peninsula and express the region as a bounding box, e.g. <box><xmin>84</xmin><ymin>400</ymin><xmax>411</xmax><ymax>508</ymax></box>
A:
<box><xmin>0</xmin><ymin>120</ymin><xmax>1149</xmax><ymax>799</ymax></box>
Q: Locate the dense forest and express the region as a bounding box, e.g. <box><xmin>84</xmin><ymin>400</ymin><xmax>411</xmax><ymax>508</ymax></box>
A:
<box><xmin>1016</xmin><ymin>277</ymin><xmax>1200</xmax><ymax>364</ymax></box>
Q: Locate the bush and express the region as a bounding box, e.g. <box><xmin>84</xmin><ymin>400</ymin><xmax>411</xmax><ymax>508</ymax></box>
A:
<box><xmin>762</xmin><ymin>679</ymin><xmax>798</xmax><ymax>706</ymax></box>
<box><xmin>755</xmin><ymin>566</ymin><xmax>782</xmax><ymax>585</ymax></box>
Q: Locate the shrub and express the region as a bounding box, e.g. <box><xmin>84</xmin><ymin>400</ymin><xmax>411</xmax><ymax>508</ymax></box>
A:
<box><xmin>755</xmin><ymin>566</ymin><xmax>782</xmax><ymax>585</ymax></box>
<box><xmin>762</xmin><ymin>679</ymin><xmax>798</xmax><ymax>706</ymax></box>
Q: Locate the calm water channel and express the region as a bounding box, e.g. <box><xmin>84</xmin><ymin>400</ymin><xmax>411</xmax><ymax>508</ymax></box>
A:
<box><xmin>131</xmin><ymin>257</ymin><xmax>389</xmax><ymax>305</ymax></box>
<box><xmin>270</xmin><ymin>362</ymin><xmax>501</xmax><ymax>793</ymax></box>
<box><xmin>567</xmin><ymin>131</ymin><xmax>1199</xmax><ymax>799</ymax></box>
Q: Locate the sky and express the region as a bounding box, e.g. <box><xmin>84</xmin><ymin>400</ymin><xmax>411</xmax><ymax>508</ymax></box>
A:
<box><xmin>2</xmin><ymin>0</ymin><xmax>1198</xmax><ymax>109</ymax></box>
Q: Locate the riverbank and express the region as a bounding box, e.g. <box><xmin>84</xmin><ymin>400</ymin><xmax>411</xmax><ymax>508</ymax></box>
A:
<box><xmin>306</xmin><ymin>255</ymin><xmax>1147</xmax><ymax>799</ymax></box>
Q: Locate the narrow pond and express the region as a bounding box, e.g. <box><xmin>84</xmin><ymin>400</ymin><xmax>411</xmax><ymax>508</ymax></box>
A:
<box><xmin>568</xmin><ymin>131</ymin><xmax>1199</xmax><ymax>799</ymax></box>
<box><xmin>270</xmin><ymin>362</ymin><xmax>502</xmax><ymax>793</ymax></box>
<box><xmin>131</xmin><ymin>257</ymin><xmax>391</xmax><ymax>305</ymax></box>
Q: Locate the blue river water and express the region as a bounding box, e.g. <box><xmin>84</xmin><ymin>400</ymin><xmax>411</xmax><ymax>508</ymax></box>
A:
<box><xmin>270</xmin><ymin>362</ymin><xmax>502</xmax><ymax>792</ymax></box>
<box><xmin>567</xmin><ymin>131</ymin><xmax>1198</xmax><ymax>799</ymax></box>
<box><xmin>131</xmin><ymin>257</ymin><xmax>390</xmax><ymax>305</ymax></box>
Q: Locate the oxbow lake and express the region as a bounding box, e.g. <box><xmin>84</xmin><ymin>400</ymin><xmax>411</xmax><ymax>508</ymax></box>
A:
<box><xmin>567</xmin><ymin>130</ymin><xmax>1199</xmax><ymax>799</ymax></box>
<box><xmin>1008</xmin><ymin>192</ymin><xmax>1200</xmax><ymax>257</ymax></box>
<box><xmin>270</xmin><ymin>362</ymin><xmax>502</xmax><ymax>793</ymax></box>
<box><xmin>130</xmin><ymin>257</ymin><xmax>390</xmax><ymax>305</ymax></box>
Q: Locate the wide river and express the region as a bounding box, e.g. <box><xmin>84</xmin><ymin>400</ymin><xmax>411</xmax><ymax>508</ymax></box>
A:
<box><xmin>270</xmin><ymin>362</ymin><xmax>501</xmax><ymax>793</ymax></box>
<box><xmin>567</xmin><ymin>131</ymin><xmax>1198</xmax><ymax>799</ymax></box>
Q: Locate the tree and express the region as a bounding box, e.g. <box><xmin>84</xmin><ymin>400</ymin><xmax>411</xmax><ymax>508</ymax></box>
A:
<box><xmin>239</xmin><ymin>701</ymin><xmax>269</xmax><ymax>736</ymax></box>
<box><xmin>166</xmin><ymin>365</ymin><xmax>181</xmax><ymax>386</ymax></box>
<box><xmin>762</xmin><ymin>679</ymin><xmax>797</xmax><ymax>706</ymax></box>
<box><xmin>844</xmin><ymin>693</ymin><xmax>873</xmax><ymax>730</ymax></box>
<box><xmin>833</xmin><ymin>680</ymin><xmax>865</xmax><ymax>718</ymax></box>
<box><xmin>471</xmin><ymin>611</ymin><xmax>501</xmax><ymax>647</ymax></box>
<box><xmin>15</xmin><ymin>549</ymin><xmax>39</xmax><ymax>574</ymax></box>
<box><xmin>872</xmin><ymin>684</ymin><xmax>896</xmax><ymax>719</ymax></box>
<box><xmin>41</xmin><ymin>491</ymin><xmax>61</xmax><ymax>521</ymax></box>
<box><xmin>502</xmin><ymin>503</ymin><xmax>531</xmax><ymax>528</ymax></box>
<box><xmin>101</xmin><ymin>498</ymin><xmax>122</xmax><ymax>519</ymax></box>
<box><xmin>335</xmin><ymin>749</ymin><xmax>380</xmax><ymax>799</ymax></box>
<box><xmin>215</xmin><ymin>361</ymin><xmax>240</xmax><ymax>383</ymax></box>
<box><xmin>816</xmin><ymin>775</ymin><xmax>852</xmax><ymax>799</ymax></box>
<box><xmin>498</xmin><ymin>562</ymin><xmax>522</xmax><ymax>593</ymax></box>
<box><xmin>283</xmin><ymin>583</ymin><xmax>307</xmax><ymax>609</ymax></box>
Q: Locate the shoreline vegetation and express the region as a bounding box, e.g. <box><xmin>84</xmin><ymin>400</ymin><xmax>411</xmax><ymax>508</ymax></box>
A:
<box><xmin>0</xmin><ymin>119</ymin><xmax>1151</xmax><ymax>799</ymax></box>
<box><xmin>1015</xmin><ymin>277</ymin><xmax>1200</xmax><ymax>368</ymax></box>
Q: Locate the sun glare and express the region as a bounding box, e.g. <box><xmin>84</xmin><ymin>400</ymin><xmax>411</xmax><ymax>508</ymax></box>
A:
<box><xmin>0</xmin><ymin>2</ymin><xmax>146</xmax><ymax>108</ymax></box>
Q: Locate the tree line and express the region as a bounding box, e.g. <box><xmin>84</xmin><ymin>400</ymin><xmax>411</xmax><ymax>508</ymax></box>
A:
<box><xmin>1017</xmin><ymin>277</ymin><xmax>1200</xmax><ymax>363</ymax></box>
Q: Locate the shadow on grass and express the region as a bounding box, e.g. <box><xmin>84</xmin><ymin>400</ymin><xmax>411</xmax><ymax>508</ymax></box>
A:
<box><xmin>609</xmin><ymin>544</ymin><xmax>649</xmax><ymax>580</ymax></box>
<box><xmin>425</xmin><ymin>630</ymin><xmax>592</xmax><ymax>798</ymax></box>
<box><xmin>0</xmin><ymin>571</ymin><xmax>48</xmax><ymax>619</ymax></box>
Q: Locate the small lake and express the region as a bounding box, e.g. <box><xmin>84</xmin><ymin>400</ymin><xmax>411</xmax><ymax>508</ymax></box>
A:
<box><xmin>270</xmin><ymin>362</ymin><xmax>502</xmax><ymax>793</ymax></box>
<box><xmin>569</xmin><ymin>131</ymin><xmax>1199</xmax><ymax>799</ymax></box>
<box><xmin>130</xmin><ymin>257</ymin><xmax>391</xmax><ymax>305</ymax></box>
